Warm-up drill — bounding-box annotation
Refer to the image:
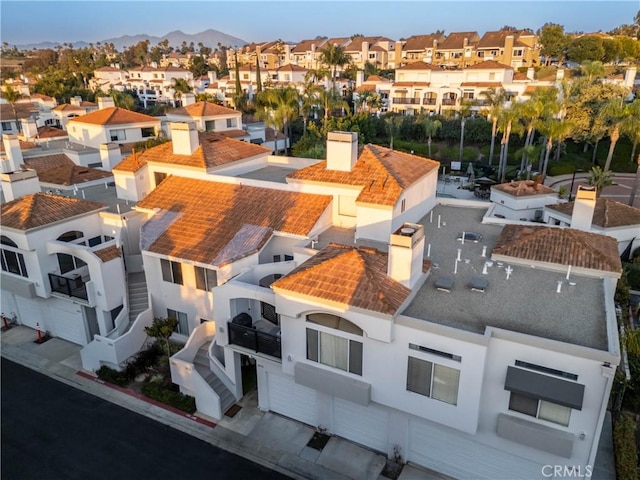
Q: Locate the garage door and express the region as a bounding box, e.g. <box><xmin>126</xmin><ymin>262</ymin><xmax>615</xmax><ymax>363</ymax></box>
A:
<box><xmin>333</xmin><ymin>398</ymin><xmax>389</xmax><ymax>453</ymax></box>
<box><xmin>408</xmin><ymin>419</ymin><xmax>542</xmax><ymax>480</ymax></box>
<box><xmin>47</xmin><ymin>300</ymin><xmax>86</xmax><ymax>346</ymax></box>
<box><xmin>15</xmin><ymin>296</ymin><xmax>44</xmax><ymax>330</ymax></box>
<box><xmin>268</xmin><ymin>373</ymin><xmax>317</xmax><ymax>426</ymax></box>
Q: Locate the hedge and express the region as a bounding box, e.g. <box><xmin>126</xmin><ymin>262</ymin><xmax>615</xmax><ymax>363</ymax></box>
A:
<box><xmin>613</xmin><ymin>413</ymin><xmax>639</xmax><ymax>480</ymax></box>
<box><xmin>96</xmin><ymin>365</ymin><xmax>131</xmax><ymax>387</ymax></box>
<box><xmin>141</xmin><ymin>381</ymin><xmax>197</xmax><ymax>414</ymax></box>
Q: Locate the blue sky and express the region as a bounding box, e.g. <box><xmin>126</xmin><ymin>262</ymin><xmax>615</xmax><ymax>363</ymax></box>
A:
<box><xmin>1</xmin><ymin>1</ymin><xmax>637</xmax><ymax>46</ymax></box>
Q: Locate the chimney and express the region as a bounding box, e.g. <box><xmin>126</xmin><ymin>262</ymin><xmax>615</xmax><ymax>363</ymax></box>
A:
<box><xmin>0</xmin><ymin>169</ymin><xmax>40</xmax><ymax>201</ymax></box>
<box><xmin>527</xmin><ymin>67</ymin><xmax>535</xmax><ymax>80</ymax></box>
<box><xmin>362</xmin><ymin>41</ymin><xmax>370</xmax><ymax>64</ymax></box>
<box><xmin>556</xmin><ymin>68</ymin><xmax>565</xmax><ymax>81</ymax></box>
<box><xmin>20</xmin><ymin>117</ymin><xmax>38</xmax><ymax>141</ymax></box>
<box><xmin>208</xmin><ymin>70</ymin><xmax>217</xmax><ymax>82</ymax></box>
<box><xmin>356</xmin><ymin>70</ymin><xmax>365</xmax><ymax>87</ymax></box>
<box><xmin>570</xmin><ymin>185</ymin><xmax>597</xmax><ymax>231</ymax></box>
<box><xmin>70</xmin><ymin>96</ymin><xmax>82</xmax><ymax>106</ymax></box>
<box><xmin>463</xmin><ymin>38</ymin><xmax>469</xmax><ymax>48</ymax></box>
<box><xmin>100</xmin><ymin>143</ymin><xmax>122</xmax><ymax>170</ymax></box>
<box><xmin>170</xmin><ymin>122</ymin><xmax>199</xmax><ymax>155</ymax></box>
<box><xmin>97</xmin><ymin>96</ymin><xmax>115</xmax><ymax>109</ymax></box>
<box><xmin>326</xmin><ymin>131</ymin><xmax>358</xmax><ymax>172</ymax></box>
<box><xmin>504</xmin><ymin>35</ymin><xmax>514</xmax><ymax>65</ymax></box>
<box><xmin>624</xmin><ymin>67</ymin><xmax>637</xmax><ymax>89</ymax></box>
<box><xmin>2</xmin><ymin>134</ymin><xmax>23</xmax><ymax>172</ymax></box>
<box><xmin>151</xmin><ymin>61</ymin><xmax>158</xmax><ymax>69</ymax></box>
<box><xmin>387</xmin><ymin>223</ymin><xmax>426</xmax><ymax>289</ymax></box>
<box><xmin>182</xmin><ymin>93</ymin><xmax>196</xmax><ymax>106</ymax></box>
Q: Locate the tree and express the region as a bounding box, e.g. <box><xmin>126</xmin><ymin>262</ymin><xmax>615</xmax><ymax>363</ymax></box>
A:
<box><xmin>319</xmin><ymin>43</ymin><xmax>350</xmax><ymax>88</ymax></box>
<box><xmin>144</xmin><ymin>316</ymin><xmax>178</xmax><ymax>356</ymax></box>
<box><xmin>580</xmin><ymin>60</ymin><xmax>605</xmax><ymax>83</ymax></box>
<box><xmin>256</xmin><ymin>87</ymin><xmax>300</xmax><ymax>154</ymax></box>
<box><xmin>255</xmin><ymin>55</ymin><xmax>262</xmax><ymax>94</ymax></box>
<box><xmin>189</xmin><ymin>55</ymin><xmax>209</xmax><ymax>77</ymax></box>
<box><xmin>538</xmin><ymin>23</ymin><xmax>568</xmax><ymax>65</ymax></box>
<box><xmin>630</xmin><ymin>153</ymin><xmax>640</xmax><ymax>207</ymax></box>
<box><xmin>457</xmin><ymin>100</ymin><xmax>473</xmax><ymax>162</ymax></box>
<box><xmin>317</xmin><ymin>87</ymin><xmax>349</xmax><ymax>133</ymax></box>
<box><xmin>586</xmin><ymin>166</ymin><xmax>613</xmax><ymax>196</ymax></box>
<box><xmin>567</xmin><ymin>36</ymin><xmax>605</xmax><ymax>64</ymax></box>
<box><xmin>600</xmin><ymin>96</ymin><xmax>634</xmax><ymax>171</ymax></box>
<box><xmin>0</xmin><ymin>85</ymin><xmax>23</xmax><ymax>132</ymax></box>
<box><xmin>107</xmin><ymin>89</ymin><xmax>136</xmax><ymax>110</ymax></box>
<box><xmin>385</xmin><ymin>116</ymin><xmax>403</xmax><ymax>150</ymax></box>
<box><xmin>422</xmin><ymin>117</ymin><xmax>442</xmax><ymax>158</ymax></box>
<box><xmin>496</xmin><ymin>105</ymin><xmax>524</xmax><ymax>182</ymax></box>
<box><xmin>538</xmin><ymin>118</ymin><xmax>574</xmax><ymax>178</ymax></box>
<box><xmin>171</xmin><ymin>77</ymin><xmax>192</xmax><ymax>106</ymax></box>
<box><xmin>602</xmin><ymin>38</ymin><xmax>623</xmax><ymax>63</ymax></box>
<box><xmin>622</xmin><ymin>99</ymin><xmax>640</xmax><ymax>165</ymax></box>
<box><xmin>480</xmin><ymin>87</ymin><xmax>508</xmax><ymax>166</ymax></box>
<box><xmin>355</xmin><ymin>90</ymin><xmax>382</xmax><ymax>114</ymax></box>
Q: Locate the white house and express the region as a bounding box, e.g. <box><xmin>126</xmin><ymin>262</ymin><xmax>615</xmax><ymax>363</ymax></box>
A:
<box><xmin>164</xmin><ymin>101</ymin><xmax>244</xmax><ymax>136</ymax></box>
<box><xmin>487</xmin><ymin>180</ymin><xmax>560</xmax><ymax>222</ymax></box>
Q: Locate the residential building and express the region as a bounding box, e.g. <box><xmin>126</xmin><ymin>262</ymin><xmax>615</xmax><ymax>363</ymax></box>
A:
<box><xmin>434</xmin><ymin>31</ymin><xmax>480</xmax><ymax>69</ymax></box>
<box><xmin>486</xmin><ymin>180</ymin><xmax>560</xmax><ymax>222</ymax></box>
<box><xmin>344</xmin><ymin>36</ymin><xmax>396</xmax><ymax>70</ymax></box>
<box><xmin>475</xmin><ymin>29</ymin><xmax>540</xmax><ymax>68</ymax></box>
<box><xmin>290</xmin><ymin>39</ymin><xmax>325</xmax><ymax>70</ymax></box>
<box><xmin>398</xmin><ymin>33</ymin><xmax>445</xmax><ymax>67</ymax></box>
<box><xmin>165</xmin><ymin>101</ymin><xmax>244</xmax><ymax>136</ymax></box>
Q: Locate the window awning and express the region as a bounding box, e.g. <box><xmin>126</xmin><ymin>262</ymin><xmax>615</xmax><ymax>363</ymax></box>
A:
<box><xmin>504</xmin><ymin>366</ymin><xmax>584</xmax><ymax>410</ymax></box>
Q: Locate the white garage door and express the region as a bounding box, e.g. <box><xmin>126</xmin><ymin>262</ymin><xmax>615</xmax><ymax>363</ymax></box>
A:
<box><xmin>268</xmin><ymin>373</ymin><xmax>317</xmax><ymax>427</ymax></box>
<box><xmin>408</xmin><ymin>419</ymin><xmax>542</xmax><ymax>480</ymax></box>
<box><xmin>47</xmin><ymin>300</ymin><xmax>86</xmax><ymax>346</ymax></box>
<box><xmin>15</xmin><ymin>296</ymin><xmax>44</xmax><ymax>330</ymax></box>
<box><xmin>333</xmin><ymin>398</ymin><xmax>389</xmax><ymax>453</ymax></box>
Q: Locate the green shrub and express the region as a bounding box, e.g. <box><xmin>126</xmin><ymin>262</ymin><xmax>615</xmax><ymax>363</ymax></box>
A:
<box><xmin>141</xmin><ymin>381</ymin><xmax>196</xmax><ymax>413</ymax></box>
<box><xmin>394</xmin><ymin>140</ymin><xmax>429</xmax><ymax>156</ymax></box>
<box><xmin>461</xmin><ymin>146</ymin><xmax>478</xmax><ymax>162</ymax></box>
<box><xmin>96</xmin><ymin>365</ymin><xmax>131</xmax><ymax>387</ymax></box>
<box><xmin>548</xmin><ymin>163</ymin><xmax>578</xmax><ymax>176</ymax></box>
<box><xmin>132</xmin><ymin>342</ymin><xmax>163</xmax><ymax>371</ymax></box>
<box><xmin>613</xmin><ymin>413</ymin><xmax>639</xmax><ymax>480</ymax></box>
<box><xmin>626</xmin><ymin>264</ymin><xmax>640</xmax><ymax>290</ymax></box>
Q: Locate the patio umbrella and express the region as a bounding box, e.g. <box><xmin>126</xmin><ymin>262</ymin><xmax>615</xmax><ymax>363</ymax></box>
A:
<box><xmin>468</xmin><ymin>164</ymin><xmax>475</xmax><ymax>184</ymax></box>
<box><xmin>476</xmin><ymin>176</ymin><xmax>496</xmax><ymax>184</ymax></box>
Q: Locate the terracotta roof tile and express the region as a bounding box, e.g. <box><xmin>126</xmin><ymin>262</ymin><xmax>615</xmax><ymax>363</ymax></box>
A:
<box><xmin>277</xmin><ymin>64</ymin><xmax>308</xmax><ymax>72</ymax></box>
<box><xmin>0</xmin><ymin>103</ymin><xmax>35</xmax><ymax>119</ymax></box>
<box><xmin>167</xmin><ymin>101</ymin><xmax>239</xmax><ymax>117</ymax></box>
<box><xmin>393</xmin><ymin>81</ymin><xmax>431</xmax><ymax>87</ymax></box>
<box><xmin>345</xmin><ymin>36</ymin><xmax>380</xmax><ymax>52</ymax></box>
<box><xmin>547</xmin><ymin>198</ymin><xmax>640</xmax><ymax>229</ymax></box>
<box><xmin>402</xmin><ymin>34</ymin><xmax>443</xmax><ymax>51</ymax></box>
<box><xmin>94</xmin><ymin>245</ymin><xmax>122</xmax><ymax>262</ymax></box>
<box><xmin>52</xmin><ymin>104</ymin><xmax>85</xmax><ymax>112</ymax></box>
<box><xmin>272</xmin><ymin>243</ymin><xmax>427</xmax><ymax>315</ymax></box>
<box><xmin>524</xmin><ymin>85</ymin><xmax>554</xmax><ymax>94</ymax></box>
<box><xmin>397</xmin><ymin>61</ymin><xmax>442</xmax><ymax>71</ymax></box>
<box><xmin>135</xmin><ymin>176</ymin><xmax>332</xmax><ymax>265</ymax></box>
<box><xmin>477</xmin><ymin>30</ymin><xmax>518</xmax><ymax>49</ymax></box>
<box><xmin>492</xmin><ymin>180</ymin><xmax>556</xmax><ymax>197</ymax></box>
<box><xmin>292</xmin><ymin>39</ymin><xmax>319</xmax><ymax>53</ymax></box>
<box><xmin>113</xmin><ymin>132</ymin><xmax>270</xmax><ymax>173</ymax></box>
<box><xmin>465</xmin><ymin>60</ymin><xmax>512</xmax><ymax>70</ymax></box>
<box><xmin>216</xmin><ymin>129</ymin><xmax>249</xmax><ymax>139</ymax></box>
<box><xmin>513</xmin><ymin>72</ymin><xmax>529</xmax><ymax>80</ymax></box>
<box><xmin>287</xmin><ymin>144</ymin><xmax>439</xmax><ymax>206</ymax></box>
<box><xmin>460</xmin><ymin>82</ymin><xmax>503</xmax><ymax>88</ymax></box>
<box><xmin>23</xmin><ymin>153</ymin><xmax>111</xmax><ymax>186</ymax></box>
<box><xmin>437</xmin><ymin>32</ymin><xmax>480</xmax><ymax>50</ymax></box>
<box><xmin>66</xmin><ymin>107</ymin><xmax>159</xmax><ymax>126</ymax></box>
<box><xmin>365</xmin><ymin>75</ymin><xmax>391</xmax><ymax>82</ymax></box>
<box><xmin>1</xmin><ymin>193</ymin><xmax>106</xmax><ymax>231</ymax></box>
<box><xmin>36</xmin><ymin>126</ymin><xmax>67</xmax><ymax>138</ymax></box>
<box><xmin>493</xmin><ymin>225</ymin><xmax>622</xmax><ymax>274</ymax></box>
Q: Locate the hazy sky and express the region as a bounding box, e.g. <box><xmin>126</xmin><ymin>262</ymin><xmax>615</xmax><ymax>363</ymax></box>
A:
<box><xmin>1</xmin><ymin>1</ymin><xmax>637</xmax><ymax>46</ymax></box>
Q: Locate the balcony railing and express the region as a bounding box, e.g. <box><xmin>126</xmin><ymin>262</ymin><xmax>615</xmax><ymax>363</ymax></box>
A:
<box><xmin>227</xmin><ymin>322</ymin><xmax>282</xmax><ymax>359</ymax></box>
<box><xmin>423</xmin><ymin>98</ymin><xmax>437</xmax><ymax>105</ymax></box>
<box><xmin>441</xmin><ymin>99</ymin><xmax>457</xmax><ymax>105</ymax></box>
<box><xmin>392</xmin><ymin>97</ymin><xmax>421</xmax><ymax>105</ymax></box>
<box><xmin>49</xmin><ymin>273</ymin><xmax>88</xmax><ymax>301</ymax></box>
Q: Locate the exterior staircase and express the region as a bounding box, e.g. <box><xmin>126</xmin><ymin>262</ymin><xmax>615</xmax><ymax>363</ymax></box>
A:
<box><xmin>125</xmin><ymin>272</ymin><xmax>148</xmax><ymax>332</ymax></box>
<box><xmin>193</xmin><ymin>342</ymin><xmax>236</xmax><ymax>414</ymax></box>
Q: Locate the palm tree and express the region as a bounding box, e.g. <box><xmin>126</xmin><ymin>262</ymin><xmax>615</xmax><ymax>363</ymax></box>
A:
<box><xmin>355</xmin><ymin>90</ymin><xmax>382</xmax><ymax>114</ymax></box>
<box><xmin>1</xmin><ymin>85</ymin><xmax>23</xmax><ymax>133</ymax></box>
<box><xmin>515</xmin><ymin>144</ymin><xmax>540</xmax><ymax>179</ymax></box>
<box><xmin>172</xmin><ymin>77</ymin><xmax>192</xmax><ymax>106</ymax></box>
<box><xmin>621</xmin><ymin>99</ymin><xmax>640</xmax><ymax>165</ymax></box>
<box><xmin>319</xmin><ymin>43</ymin><xmax>350</xmax><ymax>88</ymax></box>
<box><xmin>586</xmin><ymin>166</ymin><xmax>613</xmax><ymax>197</ymax></box>
<box><xmin>496</xmin><ymin>105</ymin><xmax>524</xmax><ymax>183</ymax></box>
<box><xmin>580</xmin><ymin>60</ymin><xmax>605</xmax><ymax>83</ymax></box>
<box><xmin>538</xmin><ymin>118</ymin><xmax>574</xmax><ymax>179</ymax></box>
<box><xmin>385</xmin><ymin>116</ymin><xmax>403</xmax><ymax>150</ymax></box>
<box><xmin>422</xmin><ymin>117</ymin><xmax>442</xmax><ymax>158</ymax></box>
<box><xmin>600</xmin><ymin>95</ymin><xmax>634</xmax><ymax>172</ymax></box>
<box><xmin>317</xmin><ymin>86</ymin><xmax>349</xmax><ymax>133</ymax></box>
<box><xmin>480</xmin><ymin>87</ymin><xmax>508</xmax><ymax>166</ymax></box>
<box><xmin>457</xmin><ymin>100</ymin><xmax>473</xmax><ymax>162</ymax></box>
<box><xmin>256</xmin><ymin>87</ymin><xmax>300</xmax><ymax>154</ymax></box>
<box><xmin>629</xmin><ymin>152</ymin><xmax>640</xmax><ymax>207</ymax></box>
<box><xmin>300</xmin><ymin>80</ymin><xmax>323</xmax><ymax>134</ymax></box>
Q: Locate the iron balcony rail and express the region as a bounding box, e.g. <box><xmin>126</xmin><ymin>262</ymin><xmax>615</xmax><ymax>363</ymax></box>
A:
<box><xmin>48</xmin><ymin>273</ymin><xmax>88</xmax><ymax>301</ymax></box>
<box><xmin>423</xmin><ymin>98</ymin><xmax>437</xmax><ymax>105</ymax></box>
<box><xmin>392</xmin><ymin>97</ymin><xmax>421</xmax><ymax>105</ymax></box>
<box><xmin>227</xmin><ymin>322</ymin><xmax>282</xmax><ymax>359</ymax></box>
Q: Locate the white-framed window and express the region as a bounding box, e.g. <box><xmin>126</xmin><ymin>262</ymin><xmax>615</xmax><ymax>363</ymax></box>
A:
<box><xmin>1</xmin><ymin>121</ymin><xmax>12</xmax><ymax>131</ymax></box>
<box><xmin>406</xmin><ymin>356</ymin><xmax>460</xmax><ymax>405</ymax></box>
<box><xmin>463</xmin><ymin>90</ymin><xmax>475</xmax><ymax>100</ymax></box>
<box><xmin>1</xmin><ymin>236</ymin><xmax>27</xmax><ymax>277</ymax></box>
<box><xmin>167</xmin><ymin>308</ymin><xmax>189</xmax><ymax>335</ymax></box>
<box><xmin>508</xmin><ymin>393</ymin><xmax>571</xmax><ymax>426</ymax></box>
<box><xmin>161</xmin><ymin>259</ymin><xmax>183</xmax><ymax>285</ymax></box>
<box><xmin>194</xmin><ymin>266</ymin><xmax>217</xmax><ymax>291</ymax></box>
<box><xmin>56</xmin><ymin>253</ymin><xmax>87</xmax><ymax>274</ymax></box>
<box><xmin>306</xmin><ymin>313</ymin><xmax>363</xmax><ymax>375</ymax></box>
<box><xmin>513</xmin><ymin>49</ymin><xmax>524</xmax><ymax>57</ymax></box>
<box><xmin>109</xmin><ymin>129</ymin><xmax>126</xmax><ymax>141</ymax></box>
<box><xmin>226</xmin><ymin>118</ymin><xmax>237</xmax><ymax>128</ymax></box>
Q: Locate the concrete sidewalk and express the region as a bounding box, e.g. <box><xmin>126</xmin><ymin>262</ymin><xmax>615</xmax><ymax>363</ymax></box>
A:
<box><xmin>0</xmin><ymin>325</ymin><xmax>442</xmax><ymax>480</ymax></box>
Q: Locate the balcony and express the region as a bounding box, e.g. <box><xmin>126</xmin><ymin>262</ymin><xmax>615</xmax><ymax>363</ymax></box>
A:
<box><xmin>48</xmin><ymin>273</ymin><xmax>88</xmax><ymax>301</ymax></box>
<box><xmin>423</xmin><ymin>98</ymin><xmax>437</xmax><ymax>105</ymax></box>
<box><xmin>392</xmin><ymin>97</ymin><xmax>420</xmax><ymax>105</ymax></box>
<box><xmin>227</xmin><ymin>321</ymin><xmax>282</xmax><ymax>359</ymax></box>
<box><xmin>441</xmin><ymin>99</ymin><xmax>457</xmax><ymax>106</ymax></box>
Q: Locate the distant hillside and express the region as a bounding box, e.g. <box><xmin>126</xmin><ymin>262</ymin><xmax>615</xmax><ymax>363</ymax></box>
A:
<box><xmin>12</xmin><ymin>29</ymin><xmax>247</xmax><ymax>52</ymax></box>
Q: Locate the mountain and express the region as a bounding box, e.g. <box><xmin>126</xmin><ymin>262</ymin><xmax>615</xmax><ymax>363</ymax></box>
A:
<box><xmin>11</xmin><ymin>29</ymin><xmax>247</xmax><ymax>51</ymax></box>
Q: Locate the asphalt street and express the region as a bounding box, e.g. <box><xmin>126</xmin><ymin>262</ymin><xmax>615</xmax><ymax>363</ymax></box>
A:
<box><xmin>1</xmin><ymin>359</ymin><xmax>290</xmax><ymax>480</ymax></box>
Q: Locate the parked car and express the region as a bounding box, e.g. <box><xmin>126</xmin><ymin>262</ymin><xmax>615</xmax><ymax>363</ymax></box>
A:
<box><xmin>457</xmin><ymin>232</ymin><xmax>483</xmax><ymax>242</ymax></box>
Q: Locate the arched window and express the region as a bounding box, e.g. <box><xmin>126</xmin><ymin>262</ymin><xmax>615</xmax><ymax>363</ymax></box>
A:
<box><xmin>306</xmin><ymin>313</ymin><xmax>363</xmax><ymax>375</ymax></box>
<box><xmin>57</xmin><ymin>231</ymin><xmax>84</xmax><ymax>243</ymax></box>
<box><xmin>1</xmin><ymin>235</ymin><xmax>27</xmax><ymax>277</ymax></box>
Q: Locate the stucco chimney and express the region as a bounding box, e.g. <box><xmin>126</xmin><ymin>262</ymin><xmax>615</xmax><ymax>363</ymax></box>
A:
<box><xmin>624</xmin><ymin>67</ymin><xmax>637</xmax><ymax>89</ymax></box>
<box><xmin>97</xmin><ymin>96</ymin><xmax>115</xmax><ymax>110</ymax></box>
<box><xmin>2</xmin><ymin>134</ymin><xmax>23</xmax><ymax>172</ymax></box>
<box><xmin>208</xmin><ymin>70</ymin><xmax>217</xmax><ymax>82</ymax></box>
<box><xmin>20</xmin><ymin>118</ymin><xmax>38</xmax><ymax>141</ymax></box>
<box><xmin>326</xmin><ymin>131</ymin><xmax>358</xmax><ymax>172</ymax></box>
<box><xmin>170</xmin><ymin>122</ymin><xmax>199</xmax><ymax>155</ymax></box>
<box><xmin>100</xmin><ymin>143</ymin><xmax>122</xmax><ymax>170</ymax></box>
<box><xmin>570</xmin><ymin>185</ymin><xmax>597</xmax><ymax>231</ymax></box>
<box><xmin>70</xmin><ymin>96</ymin><xmax>82</xmax><ymax>107</ymax></box>
<box><xmin>387</xmin><ymin>223</ymin><xmax>426</xmax><ymax>289</ymax></box>
<box><xmin>0</xmin><ymin>169</ymin><xmax>40</xmax><ymax>201</ymax></box>
<box><xmin>182</xmin><ymin>93</ymin><xmax>196</xmax><ymax>106</ymax></box>
<box><xmin>356</xmin><ymin>70</ymin><xmax>365</xmax><ymax>87</ymax></box>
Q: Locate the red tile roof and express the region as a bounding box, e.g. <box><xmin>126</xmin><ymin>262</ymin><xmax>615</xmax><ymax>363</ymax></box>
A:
<box><xmin>465</xmin><ymin>60</ymin><xmax>512</xmax><ymax>70</ymax></box>
<box><xmin>287</xmin><ymin>144</ymin><xmax>439</xmax><ymax>206</ymax></box>
<box><xmin>547</xmin><ymin>198</ymin><xmax>640</xmax><ymax>228</ymax></box>
<box><xmin>493</xmin><ymin>225</ymin><xmax>622</xmax><ymax>274</ymax></box>
<box><xmin>66</xmin><ymin>107</ymin><xmax>159</xmax><ymax>126</ymax></box>
<box><xmin>272</xmin><ymin>243</ymin><xmax>424</xmax><ymax>315</ymax></box>
<box><xmin>94</xmin><ymin>245</ymin><xmax>122</xmax><ymax>262</ymax></box>
<box><xmin>135</xmin><ymin>176</ymin><xmax>332</xmax><ymax>266</ymax></box>
<box><xmin>23</xmin><ymin>154</ymin><xmax>112</xmax><ymax>186</ymax></box>
<box><xmin>492</xmin><ymin>180</ymin><xmax>556</xmax><ymax>197</ymax></box>
<box><xmin>166</xmin><ymin>101</ymin><xmax>239</xmax><ymax>118</ymax></box>
<box><xmin>402</xmin><ymin>34</ymin><xmax>443</xmax><ymax>51</ymax></box>
<box><xmin>113</xmin><ymin>132</ymin><xmax>271</xmax><ymax>173</ymax></box>
<box><xmin>397</xmin><ymin>61</ymin><xmax>441</xmax><ymax>71</ymax></box>
<box><xmin>1</xmin><ymin>193</ymin><xmax>106</xmax><ymax>231</ymax></box>
<box><xmin>36</xmin><ymin>126</ymin><xmax>68</xmax><ymax>139</ymax></box>
<box><xmin>437</xmin><ymin>32</ymin><xmax>480</xmax><ymax>50</ymax></box>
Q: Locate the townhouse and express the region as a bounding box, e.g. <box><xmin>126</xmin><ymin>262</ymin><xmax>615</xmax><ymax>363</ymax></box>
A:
<box><xmin>433</xmin><ymin>31</ymin><xmax>480</xmax><ymax>69</ymax></box>
<box><xmin>475</xmin><ymin>29</ymin><xmax>541</xmax><ymax>68</ymax></box>
<box><xmin>398</xmin><ymin>34</ymin><xmax>445</xmax><ymax>67</ymax></box>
